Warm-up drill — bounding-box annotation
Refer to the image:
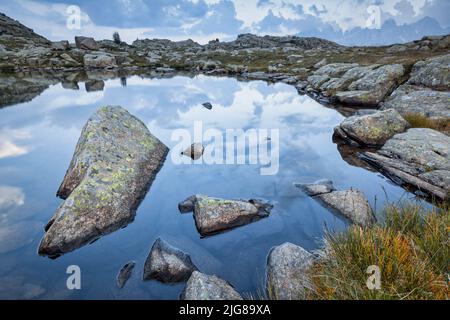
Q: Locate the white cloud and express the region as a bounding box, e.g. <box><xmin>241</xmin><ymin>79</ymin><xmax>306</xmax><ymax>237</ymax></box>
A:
<box><xmin>0</xmin><ymin>186</ymin><xmax>25</xmax><ymax>210</ymax></box>
<box><xmin>0</xmin><ymin>129</ymin><xmax>31</xmax><ymax>159</ymax></box>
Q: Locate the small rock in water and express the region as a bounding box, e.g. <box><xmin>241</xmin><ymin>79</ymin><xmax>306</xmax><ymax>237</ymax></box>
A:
<box><xmin>181</xmin><ymin>143</ymin><xmax>204</xmax><ymax>160</ymax></box>
<box><xmin>266</xmin><ymin>242</ymin><xmax>314</xmax><ymax>300</ymax></box>
<box><xmin>143</xmin><ymin>237</ymin><xmax>198</xmax><ymax>283</ymax></box>
<box><xmin>183</xmin><ymin>195</ymin><xmax>273</xmax><ymax>236</ymax></box>
<box><xmin>202</xmin><ymin>102</ymin><xmax>213</xmax><ymax>110</ymax></box>
<box><xmin>317</xmin><ymin>189</ymin><xmax>376</xmax><ymax>227</ymax></box>
<box><xmin>294</xmin><ymin>179</ymin><xmax>335</xmax><ymax>196</ymax></box>
<box><xmin>178</xmin><ymin>195</ymin><xmax>197</xmax><ymax>213</ymax></box>
<box><xmin>117</xmin><ymin>261</ymin><xmax>135</xmax><ymax>289</ymax></box>
<box><xmin>181</xmin><ymin>271</ymin><xmax>243</xmax><ymax>300</ymax></box>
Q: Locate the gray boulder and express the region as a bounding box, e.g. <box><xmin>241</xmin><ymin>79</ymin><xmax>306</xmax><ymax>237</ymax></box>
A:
<box><xmin>181</xmin><ymin>271</ymin><xmax>243</xmax><ymax>300</ymax></box>
<box><xmin>117</xmin><ymin>261</ymin><xmax>135</xmax><ymax>289</ymax></box>
<box><xmin>184</xmin><ymin>195</ymin><xmax>272</xmax><ymax>236</ymax></box>
<box><xmin>317</xmin><ymin>190</ymin><xmax>376</xmax><ymax>227</ymax></box>
<box><xmin>85</xmin><ymin>80</ymin><xmax>104</xmax><ymax>92</ymax></box>
<box><xmin>382</xmin><ymin>85</ymin><xmax>450</xmax><ymax>120</ymax></box>
<box><xmin>75</xmin><ymin>36</ymin><xmax>99</xmax><ymax>50</ymax></box>
<box><xmin>334</xmin><ymin>109</ymin><xmax>410</xmax><ymax>146</ymax></box>
<box><xmin>294</xmin><ymin>179</ymin><xmax>335</xmax><ymax>196</ymax></box>
<box><xmin>143</xmin><ymin>238</ymin><xmax>198</xmax><ymax>283</ymax></box>
<box><xmin>83</xmin><ymin>52</ymin><xmax>117</xmax><ymax>69</ymax></box>
<box><xmin>51</xmin><ymin>40</ymin><xmax>70</xmax><ymax>51</ymax></box>
<box><xmin>407</xmin><ymin>54</ymin><xmax>450</xmax><ymax>89</ymax></box>
<box><xmin>266</xmin><ymin>242</ymin><xmax>314</xmax><ymax>300</ymax></box>
<box><xmin>38</xmin><ymin>106</ymin><xmax>168</xmax><ymax>258</ymax></box>
<box><xmin>361</xmin><ymin>129</ymin><xmax>450</xmax><ymax>201</ymax></box>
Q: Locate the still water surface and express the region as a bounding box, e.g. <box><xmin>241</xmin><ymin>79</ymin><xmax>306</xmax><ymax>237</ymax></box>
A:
<box><xmin>0</xmin><ymin>74</ymin><xmax>413</xmax><ymax>299</ymax></box>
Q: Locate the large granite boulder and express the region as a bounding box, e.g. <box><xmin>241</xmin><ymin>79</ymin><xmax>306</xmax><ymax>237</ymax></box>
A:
<box><xmin>266</xmin><ymin>242</ymin><xmax>314</xmax><ymax>300</ymax></box>
<box><xmin>181</xmin><ymin>271</ymin><xmax>243</xmax><ymax>300</ymax></box>
<box><xmin>83</xmin><ymin>52</ymin><xmax>117</xmax><ymax>69</ymax></box>
<box><xmin>335</xmin><ymin>64</ymin><xmax>405</xmax><ymax>106</ymax></box>
<box><xmin>361</xmin><ymin>128</ymin><xmax>450</xmax><ymax>201</ymax></box>
<box><xmin>143</xmin><ymin>238</ymin><xmax>198</xmax><ymax>283</ymax></box>
<box><xmin>381</xmin><ymin>84</ymin><xmax>450</xmax><ymax>120</ymax></box>
<box><xmin>179</xmin><ymin>195</ymin><xmax>272</xmax><ymax>236</ymax></box>
<box><xmin>317</xmin><ymin>190</ymin><xmax>376</xmax><ymax>227</ymax></box>
<box><xmin>407</xmin><ymin>54</ymin><xmax>450</xmax><ymax>89</ymax></box>
<box><xmin>333</xmin><ymin>109</ymin><xmax>410</xmax><ymax>146</ymax></box>
<box><xmin>75</xmin><ymin>36</ymin><xmax>99</xmax><ymax>50</ymax></box>
<box><xmin>38</xmin><ymin>106</ymin><xmax>169</xmax><ymax>258</ymax></box>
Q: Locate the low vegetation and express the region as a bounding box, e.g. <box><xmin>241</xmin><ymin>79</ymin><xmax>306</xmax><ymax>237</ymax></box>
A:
<box><xmin>307</xmin><ymin>202</ymin><xmax>449</xmax><ymax>300</ymax></box>
<box><xmin>403</xmin><ymin>113</ymin><xmax>450</xmax><ymax>134</ymax></box>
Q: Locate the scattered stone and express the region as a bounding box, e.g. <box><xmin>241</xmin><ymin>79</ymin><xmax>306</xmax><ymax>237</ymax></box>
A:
<box><xmin>314</xmin><ymin>58</ymin><xmax>327</xmax><ymax>69</ymax></box>
<box><xmin>75</xmin><ymin>36</ymin><xmax>99</xmax><ymax>50</ymax></box>
<box><xmin>51</xmin><ymin>40</ymin><xmax>70</xmax><ymax>51</ymax></box>
<box><xmin>117</xmin><ymin>261</ymin><xmax>135</xmax><ymax>289</ymax></box>
<box><xmin>181</xmin><ymin>143</ymin><xmax>205</xmax><ymax>160</ymax></box>
<box><xmin>294</xmin><ymin>179</ymin><xmax>335</xmax><ymax>196</ymax></box>
<box><xmin>143</xmin><ymin>238</ymin><xmax>198</xmax><ymax>283</ymax></box>
<box><xmin>266</xmin><ymin>242</ymin><xmax>313</xmax><ymax>300</ymax></box>
<box><xmin>38</xmin><ymin>106</ymin><xmax>169</xmax><ymax>258</ymax></box>
<box><xmin>181</xmin><ymin>271</ymin><xmax>243</xmax><ymax>300</ymax></box>
<box><xmin>333</xmin><ymin>109</ymin><xmax>410</xmax><ymax>146</ymax></box>
<box><xmin>317</xmin><ymin>189</ymin><xmax>376</xmax><ymax>227</ymax></box>
<box><xmin>83</xmin><ymin>52</ymin><xmax>117</xmax><ymax>69</ymax></box>
<box><xmin>202</xmin><ymin>102</ymin><xmax>213</xmax><ymax>110</ymax></box>
<box><xmin>183</xmin><ymin>195</ymin><xmax>272</xmax><ymax>236</ymax></box>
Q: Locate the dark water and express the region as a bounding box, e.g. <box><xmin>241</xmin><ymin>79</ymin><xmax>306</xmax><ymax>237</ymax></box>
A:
<box><xmin>0</xmin><ymin>74</ymin><xmax>416</xmax><ymax>299</ymax></box>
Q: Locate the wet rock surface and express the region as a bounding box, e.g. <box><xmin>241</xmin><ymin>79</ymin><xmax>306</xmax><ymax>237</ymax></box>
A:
<box><xmin>361</xmin><ymin>128</ymin><xmax>450</xmax><ymax>201</ymax></box>
<box><xmin>181</xmin><ymin>195</ymin><xmax>273</xmax><ymax>236</ymax></box>
<box><xmin>38</xmin><ymin>106</ymin><xmax>168</xmax><ymax>258</ymax></box>
<box><xmin>333</xmin><ymin>109</ymin><xmax>410</xmax><ymax>147</ymax></box>
<box><xmin>181</xmin><ymin>143</ymin><xmax>205</xmax><ymax>160</ymax></box>
<box><xmin>294</xmin><ymin>179</ymin><xmax>335</xmax><ymax>196</ymax></box>
<box><xmin>266</xmin><ymin>242</ymin><xmax>314</xmax><ymax>300</ymax></box>
<box><xmin>117</xmin><ymin>261</ymin><xmax>135</xmax><ymax>289</ymax></box>
<box><xmin>181</xmin><ymin>271</ymin><xmax>243</xmax><ymax>300</ymax></box>
<box><xmin>143</xmin><ymin>238</ymin><xmax>198</xmax><ymax>283</ymax></box>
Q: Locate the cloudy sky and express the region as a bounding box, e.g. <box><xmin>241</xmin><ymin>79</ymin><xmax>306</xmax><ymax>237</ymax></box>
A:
<box><xmin>0</xmin><ymin>0</ymin><xmax>449</xmax><ymax>44</ymax></box>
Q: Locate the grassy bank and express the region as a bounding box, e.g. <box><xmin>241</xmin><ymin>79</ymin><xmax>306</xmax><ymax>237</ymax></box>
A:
<box><xmin>403</xmin><ymin>113</ymin><xmax>450</xmax><ymax>135</ymax></box>
<box><xmin>307</xmin><ymin>203</ymin><xmax>449</xmax><ymax>300</ymax></box>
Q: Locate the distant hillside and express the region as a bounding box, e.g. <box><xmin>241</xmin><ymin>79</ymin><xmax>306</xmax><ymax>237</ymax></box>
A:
<box><xmin>0</xmin><ymin>12</ymin><xmax>50</xmax><ymax>48</ymax></box>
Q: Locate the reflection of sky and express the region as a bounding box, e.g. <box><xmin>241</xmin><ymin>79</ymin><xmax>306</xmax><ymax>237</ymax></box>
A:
<box><xmin>0</xmin><ymin>75</ymin><xmax>415</xmax><ymax>299</ymax></box>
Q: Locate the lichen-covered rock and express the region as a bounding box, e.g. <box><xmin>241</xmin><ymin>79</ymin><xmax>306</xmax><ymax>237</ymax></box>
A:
<box><xmin>181</xmin><ymin>271</ymin><xmax>243</xmax><ymax>300</ymax></box>
<box><xmin>382</xmin><ymin>85</ymin><xmax>450</xmax><ymax>120</ymax></box>
<box><xmin>83</xmin><ymin>52</ymin><xmax>117</xmax><ymax>69</ymax></box>
<box><xmin>314</xmin><ymin>63</ymin><xmax>359</xmax><ymax>78</ymax></box>
<box><xmin>184</xmin><ymin>195</ymin><xmax>272</xmax><ymax>236</ymax></box>
<box><xmin>407</xmin><ymin>54</ymin><xmax>450</xmax><ymax>89</ymax></box>
<box><xmin>75</xmin><ymin>36</ymin><xmax>99</xmax><ymax>50</ymax></box>
<box><xmin>335</xmin><ymin>64</ymin><xmax>405</xmax><ymax>106</ymax></box>
<box><xmin>334</xmin><ymin>109</ymin><xmax>410</xmax><ymax>146</ymax></box>
<box><xmin>143</xmin><ymin>238</ymin><xmax>198</xmax><ymax>283</ymax></box>
<box><xmin>294</xmin><ymin>179</ymin><xmax>335</xmax><ymax>196</ymax></box>
<box><xmin>181</xmin><ymin>143</ymin><xmax>204</xmax><ymax>160</ymax></box>
<box><xmin>266</xmin><ymin>242</ymin><xmax>313</xmax><ymax>300</ymax></box>
<box><xmin>117</xmin><ymin>261</ymin><xmax>135</xmax><ymax>289</ymax></box>
<box><xmin>38</xmin><ymin>106</ymin><xmax>168</xmax><ymax>258</ymax></box>
<box><xmin>317</xmin><ymin>190</ymin><xmax>376</xmax><ymax>227</ymax></box>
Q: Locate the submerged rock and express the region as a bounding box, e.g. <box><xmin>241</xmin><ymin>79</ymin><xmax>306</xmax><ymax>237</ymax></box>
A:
<box><xmin>117</xmin><ymin>261</ymin><xmax>135</xmax><ymax>289</ymax></box>
<box><xmin>181</xmin><ymin>271</ymin><xmax>243</xmax><ymax>300</ymax></box>
<box><xmin>361</xmin><ymin>128</ymin><xmax>450</xmax><ymax>201</ymax></box>
<box><xmin>294</xmin><ymin>179</ymin><xmax>335</xmax><ymax>196</ymax></box>
<box><xmin>181</xmin><ymin>143</ymin><xmax>204</xmax><ymax>160</ymax></box>
<box><xmin>38</xmin><ymin>106</ymin><xmax>168</xmax><ymax>258</ymax></box>
<box><xmin>333</xmin><ymin>109</ymin><xmax>410</xmax><ymax>146</ymax></box>
<box><xmin>317</xmin><ymin>190</ymin><xmax>376</xmax><ymax>227</ymax></box>
<box><xmin>178</xmin><ymin>195</ymin><xmax>197</xmax><ymax>213</ymax></box>
<box><xmin>75</xmin><ymin>36</ymin><xmax>99</xmax><ymax>50</ymax></box>
<box><xmin>143</xmin><ymin>238</ymin><xmax>198</xmax><ymax>283</ymax></box>
<box><xmin>266</xmin><ymin>242</ymin><xmax>313</xmax><ymax>300</ymax></box>
<box><xmin>202</xmin><ymin>102</ymin><xmax>213</xmax><ymax>110</ymax></box>
<box><xmin>182</xmin><ymin>195</ymin><xmax>272</xmax><ymax>236</ymax></box>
